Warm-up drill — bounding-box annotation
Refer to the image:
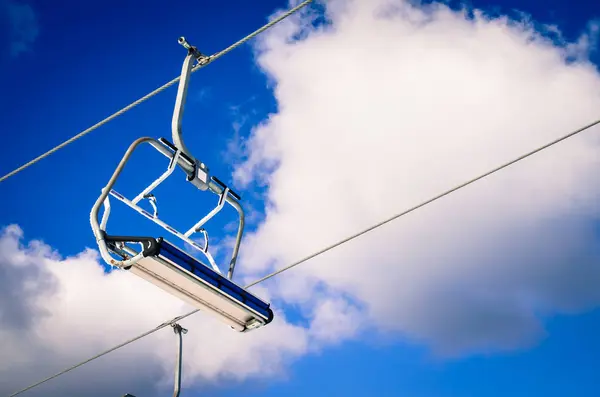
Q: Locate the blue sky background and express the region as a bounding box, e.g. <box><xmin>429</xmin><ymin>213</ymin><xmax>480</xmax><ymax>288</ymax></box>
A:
<box><xmin>1</xmin><ymin>0</ymin><xmax>599</xmax><ymax>396</ymax></box>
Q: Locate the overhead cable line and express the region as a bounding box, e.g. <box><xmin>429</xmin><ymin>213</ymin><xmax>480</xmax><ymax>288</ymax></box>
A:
<box><xmin>9</xmin><ymin>116</ymin><xmax>600</xmax><ymax>397</ymax></box>
<box><xmin>0</xmin><ymin>0</ymin><xmax>314</xmax><ymax>185</ymax></box>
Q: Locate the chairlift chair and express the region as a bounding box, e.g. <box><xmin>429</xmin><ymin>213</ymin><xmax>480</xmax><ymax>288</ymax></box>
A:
<box><xmin>90</xmin><ymin>37</ymin><xmax>274</xmax><ymax>333</ymax></box>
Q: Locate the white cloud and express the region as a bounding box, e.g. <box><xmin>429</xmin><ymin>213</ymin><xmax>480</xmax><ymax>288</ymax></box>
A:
<box><xmin>232</xmin><ymin>0</ymin><xmax>600</xmax><ymax>357</ymax></box>
<box><xmin>307</xmin><ymin>296</ymin><xmax>364</xmax><ymax>346</ymax></box>
<box><xmin>0</xmin><ymin>225</ymin><xmax>309</xmax><ymax>396</ymax></box>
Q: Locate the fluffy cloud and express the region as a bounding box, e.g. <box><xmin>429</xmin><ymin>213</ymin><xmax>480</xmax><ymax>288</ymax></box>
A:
<box><xmin>0</xmin><ymin>225</ymin><xmax>308</xmax><ymax>396</ymax></box>
<box><xmin>233</xmin><ymin>0</ymin><xmax>600</xmax><ymax>356</ymax></box>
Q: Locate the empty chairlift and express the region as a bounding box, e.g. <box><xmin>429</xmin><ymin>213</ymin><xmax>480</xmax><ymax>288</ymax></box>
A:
<box><xmin>90</xmin><ymin>37</ymin><xmax>274</xmax><ymax>332</ymax></box>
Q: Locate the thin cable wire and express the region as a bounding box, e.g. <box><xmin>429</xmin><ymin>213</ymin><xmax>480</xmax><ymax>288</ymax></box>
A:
<box><xmin>246</xmin><ymin>118</ymin><xmax>600</xmax><ymax>288</ymax></box>
<box><xmin>9</xmin><ymin>116</ymin><xmax>599</xmax><ymax>397</ymax></box>
<box><xmin>0</xmin><ymin>0</ymin><xmax>313</xmax><ymax>185</ymax></box>
<box><xmin>6</xmin><ymin>310</ymin><xmax>200</xmax><ymax>397</ymax></box>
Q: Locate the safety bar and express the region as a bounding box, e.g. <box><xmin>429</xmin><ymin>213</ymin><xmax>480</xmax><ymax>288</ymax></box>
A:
<box><xmin>90</xmin><ymin>137</ymin><xmax>246</xmax><ymax>278</ymax></box>
<box><xmin>151</xmin><ymin>137</ymin><xmax>246</xmax><ymax>278</ymax></box>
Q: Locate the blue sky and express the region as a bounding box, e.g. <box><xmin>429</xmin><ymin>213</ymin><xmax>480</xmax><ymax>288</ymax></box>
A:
<box><xmin>1</xmin><ymin>0</ymin><xmax>600</xmax><ymax>396</ymax></box>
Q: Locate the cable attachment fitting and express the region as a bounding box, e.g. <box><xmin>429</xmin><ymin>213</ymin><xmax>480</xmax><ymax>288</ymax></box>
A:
<box><xmin>143</xmin><ymin>193</ymin><xmax>158</xmax><ymax>218</ymax></box>
<box><xmin>178</xmin><ymin>37</ymin><xmax>210</xmax><ymax>66</ymax></box>
<box><xmin>172</xmin><ymin>323</ymin><xmax>188</xmax><ymax>335</ymax></box>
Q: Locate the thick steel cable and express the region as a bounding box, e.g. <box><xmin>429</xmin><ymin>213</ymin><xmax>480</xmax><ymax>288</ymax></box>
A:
<box><xmin>8</xmin><ymin>116</ymin><xmax>599</xmax><ymax>397</ymax></box>
<box><xmin>0</xmin><ymin>0</ymin><xmax>313</xmax><ymax>184</ymax></box>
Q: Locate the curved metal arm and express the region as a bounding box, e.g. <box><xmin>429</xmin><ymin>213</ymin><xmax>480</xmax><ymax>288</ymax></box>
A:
<box><xmin>172</xmin><ymin>37</ymin><xmax>210</xmax><ymax>161</ymax></box>
<box><xmin>172</xmin><ymin>37</ymin><xmax>214</xmax><ymax>193</ymax></box>
<box><xmin>171</xmin><ymin>50</ymin><xmax>196</xmax><ymax>160</ymax></box>
<box><xmin>90</xmin><ymin>137</ymin><xmax>159</xmax><ymax>268</ymax></box>
<box><xmin>121</xmin><ymin>324</ymin><xmax>187</xmax><ymax>397</ymax></box>
<box><xmin>172</xmin><ymin>323</ymin><xmax>187</xmax><ymax>397</ymax></box>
